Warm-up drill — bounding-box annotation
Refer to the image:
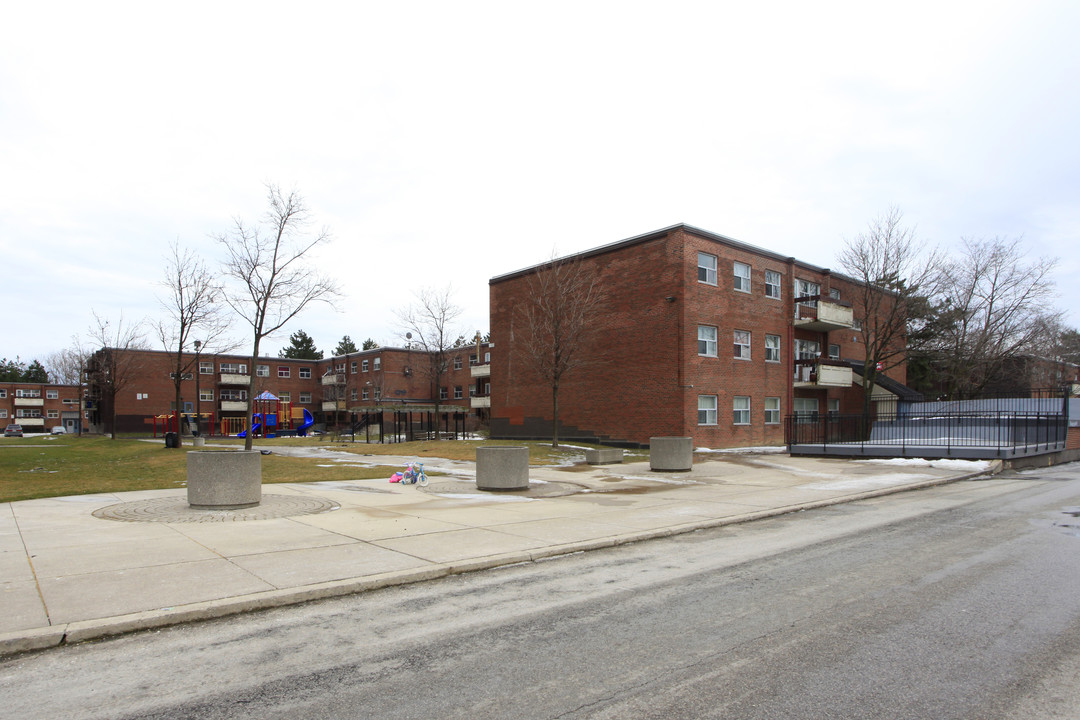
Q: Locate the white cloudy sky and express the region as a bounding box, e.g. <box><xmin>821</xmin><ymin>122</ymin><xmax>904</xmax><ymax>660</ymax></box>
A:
<box><xmin>2</xmin><ymin>1</ymin><xmax>1078</xmax><ymax>365</ymax></box>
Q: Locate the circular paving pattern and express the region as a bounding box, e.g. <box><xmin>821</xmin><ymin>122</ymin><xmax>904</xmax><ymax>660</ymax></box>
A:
<box><xmin>92</xmin><ymin>494</ymin><xmax>339</xmax><ymax>523</ymax></box>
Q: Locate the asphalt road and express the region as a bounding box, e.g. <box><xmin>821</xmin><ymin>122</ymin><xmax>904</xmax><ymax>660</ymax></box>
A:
<box><xmin>3</xmin><ymin>466</ymin><xmax>1080</xmax><ymax>719</ymax></box>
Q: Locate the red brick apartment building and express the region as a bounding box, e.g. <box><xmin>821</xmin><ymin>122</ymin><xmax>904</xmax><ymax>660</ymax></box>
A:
<box><xmin>489</xmin><ymin>224</ymin><xmax>909</xmax><ymax>448</ymax></box>
<box><xmin>0</xmin><ymin>382</ymin><xmax>85</xmax><ymax>434</ymax></box>
<box><xmin>86</xmin><ymin>344</ymin><xmax>492</xmax><ymax>436</ymax></box>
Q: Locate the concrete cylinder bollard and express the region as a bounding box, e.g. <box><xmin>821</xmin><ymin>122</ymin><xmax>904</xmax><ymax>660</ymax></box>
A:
<box><xmin>476</xmin><ymin>446</ymin><xmax>530</xmax><ymax>491</ymax></box>
<box><xmin>187</xmin><ymin>450</ymin><xmax>262</xmax><ymax>509</ymax></box>
<box><xmin>192</xmin><ymin>436</ymin><xmax>206</xmax><ymax>447</ymax></box>
<box><xmin>650</xmin><ymin>437</ymin><xmax>693</xmax><ymax>471</ymax></box>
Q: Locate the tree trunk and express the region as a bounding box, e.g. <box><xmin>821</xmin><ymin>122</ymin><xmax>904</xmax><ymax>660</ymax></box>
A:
<box><xmin>552</xmin><ymin>382</ymin><xmax>560</xmax><ymax>449</ymax></box>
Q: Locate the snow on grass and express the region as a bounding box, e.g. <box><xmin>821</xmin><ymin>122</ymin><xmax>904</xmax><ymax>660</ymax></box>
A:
<box><xmin>696</xmin><ymin>446</ymin><xmax>787</xmax><ymax>454</ymax></box>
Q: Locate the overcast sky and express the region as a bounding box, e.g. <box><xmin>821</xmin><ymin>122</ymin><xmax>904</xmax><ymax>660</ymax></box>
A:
<box><xmin>3</xmin><ymin>1</ymin><xmax>1078</xmax><ymax>366</ymax></box>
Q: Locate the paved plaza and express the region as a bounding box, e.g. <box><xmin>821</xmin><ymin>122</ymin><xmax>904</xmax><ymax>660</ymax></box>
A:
<box><xmin>1</xmin><ymin>447</ymin><xmax>998</xmax><ymax>656</ymax></box>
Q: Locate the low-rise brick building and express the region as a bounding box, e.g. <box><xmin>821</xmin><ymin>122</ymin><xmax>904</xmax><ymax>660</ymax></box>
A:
<box><xmin>0</xmin><ymin>381</ymin><xmax>85</xmax><ymax>434</ymax></box>
<box><xmin>489</xmin><ymin>224</ymin><xmax>909</xmax><ymax>448</ymax></box>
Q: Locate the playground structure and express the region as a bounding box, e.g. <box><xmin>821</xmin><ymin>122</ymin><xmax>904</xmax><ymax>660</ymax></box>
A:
<box><xmin>153</xmin><ymin>411</ymin><xmax>217</xmax><ymax>439</ymax></box>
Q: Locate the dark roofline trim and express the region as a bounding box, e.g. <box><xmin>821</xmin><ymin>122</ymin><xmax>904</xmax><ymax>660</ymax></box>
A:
<box><xmin>489</xmin><ymin>223</ymin><xmax>861</xmax><ymax>286</ymax></box>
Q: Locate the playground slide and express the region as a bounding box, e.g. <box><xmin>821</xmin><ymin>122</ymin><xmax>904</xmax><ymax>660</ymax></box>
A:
<box><xmin>296</xmin><ymin>408</ymin><xmax>315</xmax><ymax>437</ymax></box>
<box><xmin>236</xmin><ymin>413</ymin><xmax>262</xmax><ymax>439</ymax></box>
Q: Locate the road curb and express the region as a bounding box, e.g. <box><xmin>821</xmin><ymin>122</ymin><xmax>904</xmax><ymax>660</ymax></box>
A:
<box><xmin>0</xmin><ymin>465</ymin><xmax>1001</xmax><ymax>657</ymax></box>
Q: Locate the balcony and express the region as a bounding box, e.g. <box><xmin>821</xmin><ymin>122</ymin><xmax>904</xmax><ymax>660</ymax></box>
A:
<box><xmin>793</xmin><ymin>361</ymin><xmax>853</xmax><ymax>388</ymax></box>
<box><xmin>322</xmin><ymin>400</ymin><xmax>346</xmax><ymax>412</ymax></box>
<box><xmin>471</xmin><ymin>396</ymin><xmax>491</xmax><ymax>409</ymax></box>
<box><xmin>321</xmin><ymin>373</ymin><xmax>346</xmax><ymax>386</ymax></box>
<box><xmin>14</xmin><ymin>397</ymin><xmax>44</xmax><ymax>407</ymax></box>
<box><xmin>220</xmin><ymin>373</ymin><xmax>250</xmax><ymax>385</ymax></box>
<box><xmin>793</xmin><ymin>299</ymin><xmax>854</xmax><ymax>332</ymax></box>
<box><xmin>220</xmin><ymin>400</ymin><xmax>248</xmax><ymax>412</ymax></box>
<box><xmin>470</xmin><ymin>364</ymin><xmax>491</xmax><ymax>378</ymax></box>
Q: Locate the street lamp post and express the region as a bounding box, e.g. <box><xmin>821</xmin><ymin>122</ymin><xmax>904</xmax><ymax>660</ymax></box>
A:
<box><xmin>194</xmin><ymin>340</ymin><xmax>202</xmax><ymax>436</ymax></box>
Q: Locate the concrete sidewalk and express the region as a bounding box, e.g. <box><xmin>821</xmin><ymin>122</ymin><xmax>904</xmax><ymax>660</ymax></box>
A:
<box><xmin>0</xmin><ymin>449</ymin><xmax>997</xmax><ymax>656</ymax></box>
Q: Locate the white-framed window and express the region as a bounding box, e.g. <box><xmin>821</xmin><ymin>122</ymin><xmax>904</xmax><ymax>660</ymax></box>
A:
<box><xmin>795</xmin><ymin>278</ymin><xmax>820</xmax><ymax>308</ymax></box>
<box><xmin>350</xmin><ymin>388</ymin><xmax>358</xmax><ymax>401</ymax></box>
<box><xmin>793</xmin><ymin>397</ymin><xmax>818</xmax><ymax>423</ymax></box>
<box><xmin>765</xmin><ymin>334</ymin><xmax>781</xmax><ymax>363</ymax></box>
<box><xmin>362</xmin><ymin>359</ymin><xmax>369</xmax><ymax>372</ymax></box>
<box><xmin>256</xmin><ymin>365</ymin><xmax>270</xmax><ymax>377</ymax></box>
<box><xmin>220</xmin><ymin>362</ymin><xmax>246</xmax><ymax>374</ymax></box>
<box><xmin>373</xmin><ymin>357</ymin><xmax>381</xmax><ymax>371</ymax></box>
<box><xmin>795</xmin><ymin>339</ymin><xmax>820</xmax><ymax>361</ymax></box>
<box><xmin>46</xmin><ymin>389</ymin><xmax>58</xmax><ymax>399</ymax></box>
<box><xmin>16</xmin><ymin>389</ymin><xmax>41</xmax><ymax>398</ymax></box>
<box><xmin>199</xmin><ymin>389</ymin><xmax>214</xmax><ymax>401</ymax></box>
<box><xmin>698</xmin><ymin>325</ymin><xmax>718</xmax><ymax>357</ymax></box>
<box><xmin>734</xmin><ymin>330</ymin><xmax>751</xmax><ymax>359</ymax></box>
<box><xmin>300</xmin><ymin>392</ymin><xmax>312</xmax><ymax>403</ymax></box>
<box><xmin>485</xmin><ymin>351</ymin><xmax>491</xmax><ymax>363</ymax></box>
<box><xmin>454</xmin><ymin>386</ymin><xmax>463</xmax><ymax>399</ymax></box>
<box><xmin>0</xmin><ymin>409</ymin><xmax>6</xmax><ymax>418</ymax></box>
<box><xmin>199</xmin><ymin>361</ymin><xmax>214</xmax><ymax>375</ymax></box>
<box><xmin>765</xmin><ymin>270</ymin><xmax>782</xmax><ymax>299</ymax></box>
<box><xmin>454</xmin><ymin>357</ymin><xmax>462</xmax><ymax>370</ymax></box>
<box><xmin>439</xmin><ymin>387</ymin><xmax>448</xmax><ymax>400</ymax></box>
<box><xmin>698</xmin><ymin>252</ymin><xmax>718</xmax><ymax>285</ymax></box>
<box><xmin>829</xmin><ymin>288</ymin><xmax>841</xmax><ymax>300</ymax></box>
<box><xmin>698</xmin><ymin>395</ymin><xmax>717</xmax><ymax>425</ymax></box>
<box><xmin>299</xmin><ymin>367</ymin><xmax>312</xmax><ymax>379</ymax></box>
<box><xmin>336</xmin><ymin>363</ymin><xmax>345</xmax><ymax>373</ymax></box>
<box><xmin>373</xmin><ymin>387</ymin><xmax>381</xmax><ymax>401</ymax></box>
<box><xmin>350</xmin><ymin>361</ymin><xmax>358</xmax><ymax>374</ymax></box>
<box><xmin>18</xmin><ymin>409</ymin><xmax>43</xmax><ymax>418</ymax></box>
<box><xmin>219</xmin><ymin>389</ymin><xmax>247</xmax><ymax>401</ymax></box>
<box><xmin>63</xmin><ymin>398</ymin><xmax>77</xmax><ymax>404</ymax></box>
<box><xmin>278</xmin><ymin>391</ymin><xmax>291</xmax><ymax>402</ymax></box>
<box><xmin>733</xmin><ymin>261</ymin><xmax>751</xmax><ymax>292</ymax></box>
<box><xmin>135</xmin><ymin>393</ymin><xmax>148</xmax><ymax>400</ymax></box>
<box><xmin>278</xmin><ymin>366</ymin><xmax>290</xmax><ymax>378</ymax></box>
<box><xmin>853</xmin><ymin>317</ymin><xmax>863</xmax><ymax>331</ymax></box>
<box><xmin>733</xmin><ymin>396</ymin><xmax>751</xmax><ymax>425</ymax></box>
<box><xmin>828</xmin><ymin>398</ymin><xmax>841</xmax><ymax>415</ymax></box>
<box><xmin>765</xmin><ymin>397</ymin><xmax>780</xmax><ymax>424</ymax></box>
<box><xmin>361</xmin><ymin>388</ymin><xmax>369</xmax><ymax>401</ymax></box>
<box><xmin>47</xmin><ymin>409</ymin><xmax>59</xmax><ymax>418</ymax></box>
<box><xmin>829</xmin><ymin>344</ymin><xmax>840</xmax><ymax>359</ymax></box>
<box><xmin>0</xmin><ymin>389</ymin><xmax>6</xmax><ymax>398</ymax></box>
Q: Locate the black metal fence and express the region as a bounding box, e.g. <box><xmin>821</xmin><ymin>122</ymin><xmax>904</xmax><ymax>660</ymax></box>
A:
<box><xmin>785</xmin><ymin>395</ymin><xmax>1069</xmax><ymax>458</ymax></box>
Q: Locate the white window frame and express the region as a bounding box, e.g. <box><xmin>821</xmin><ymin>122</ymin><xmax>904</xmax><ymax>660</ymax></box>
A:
<box><xmin>829</xmin><ymin>288</ymin><xmax>841</xmax><ymax>300</ymax></box>
<box><xmin>361</xmin><ymin>388</ymin><xmax>369</xmax><ymax>400</ymax></box>
<box><xmin>829</xmin><ymin>344</ymin><xmax>840</xmax><ymax>360</ymax></box>
<box><xmin>733</xmin><ymin>396</ymin><xmax>751</xmax><ymax>425</ymax></box>
<box><xmin>47</xmin><ymin>409</ymin><xmax>59</xmax><ymax>418</ymax></box>
<box><xmin>256</xmin><ymin>365</ymin><xmax>270</xmax><ymax>377</ymax></box>
<box><xmin>795</xmin><ymin>339</ymin><xmax>821</xmax><ymax>361</ymax></box>
<box><xmin>0</xmin><ymin>409</ymin><xmax>6</xmax><ymax>419</ymax></box>
<box><xmin>362</xmin><ymin>359</ymin><xmax>369</xmax><ymax>372</ymax></box>
<box><xmin>351</xmin><ymin>361</ymin><xmax>358</xmax><ymax>374</ymax></box>
<box><xmin>793</xmin><ymin>397</ymin><xmax>819</xmax><ymax>423</ymax></box>
<box><xmin>220</xmin><ymin>362</ymin><xmax>246</xmax><ymax>374</ymax></box>
<box><xmin>0</xmin><ymin>389</ymin><xmax>6</xmax><ymax>398</ymax></box>
<box><xmin>765</xmin><ymin>397</ymin><xmax>780</xmax><ymax>425</ymax></box>
<box><xmin>698</xmin><ymin>325</ymin><xmax>718</xmax><ymax>357</ymax></box>
<box><xmin>795</xmin><ymin>278</ymin><xmax>820</xmax><ymax>309</ymax></box>
<box><xmin>300</xmin><ymin>392</ymin><xmax>312</xmax><ymax>404</ymax></box>
<box><xmin>454</xmin><ymin>357</ymin><xmax>462</xmax><ymax>370</ymax></box>
<box><xmin>278</xmin><ymin>366</ymin><xmax>290</xmax><ymax>378</ymax></box>
<box><xmin>698</xmin><ymin>252</ymin><xmax>718</xmax><ymax>285</ymax></box>
<box><xmin>47</xmin><ymin>389</ymin><xmax>59</xmax><ymax>399</ymax></box>
<box><xmin>734</xmin><ymin>330</ymin><xmax>751</xmax><ymax>360</ymax></box>
<box><xmin>765</xmin><ymin>334</ymin><xmax>781</xmax><ymax>363</ymax></box>
<box><xmin>299</xmin><ymin>367</ymin><xmax>312</xmax><ymax>379</ymax></box>
<box><xmin>765</xmin><ymin>270</ymin><xmax>782</xmax><ymax>299</ymax></box>
<box><xmin>199</xmin><ymin>361</ymin><xmax>214</xmax><ymax>375</ymax></box>
<box><xmin>698</xmin><ymin>395</ymin><xmax>717</xmax><ymax>425</ymax></box>
<box><xmin>454</xmin><ymin>386</ymin><xmax>463</xmax><ymax>399</ymax></box>
<box><xmin>199</xmin><ymin>389</ymin><xmax>214</xmax><ymax>401</ymax></box>
<box><xmin>373</xmin><ymin>357</ymin><xmax>381</xmax><ymax>371</ymax></box>
<box><xmin>733</xmin><ymin>261</ymin><xmax>751</xmax><ymax>293</ymax></box>
<box><xmin>350</xmin><ymin>388</ymin><xmax>358</xmax><ymax>401</ymax></box>
<box><xmin>828</xmin><ymin>398</ymin><xmax>841</xmax><ymax>415</ymax></box>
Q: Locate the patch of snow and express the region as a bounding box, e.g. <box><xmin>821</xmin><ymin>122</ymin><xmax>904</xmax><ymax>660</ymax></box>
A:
<box><xmin>696</xmin><ymin>446</ymin><xmax>787</xmax><ymax>454</ymax></box>
<box><xmin>855</xmin><ymin>458</ymin><xmax>993</xmax><ymax>472</ymax></box>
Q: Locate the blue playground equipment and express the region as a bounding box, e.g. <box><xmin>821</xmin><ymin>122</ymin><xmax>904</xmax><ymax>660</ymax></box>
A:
<box><xmin>296</xmin><ymin>408</ymin><xmax>315</xmax><ymax>436</ymax></box>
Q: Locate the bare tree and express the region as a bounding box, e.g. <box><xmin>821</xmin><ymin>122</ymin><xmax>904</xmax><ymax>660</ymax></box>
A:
<box><xmin>44</xmin><ymin>344</ymin><xmax>87</xmax><ymax>386</ymax></box>
<box><xmin>84</xmin><ymin>311</ymin><xmax>147</xmax><ymax>438</ymax></box>
<box><xmin>927</xmin><ymin>236</ymin><xmax>1061</xmax><ymax>397</ymax></box>
<box><xmin>155</xmin><ymin>241</ymin><xmax>233</xmax><ymax>447</ymax></box>
<box><xmin>837</xmin><ymin>208</ymin><xmax>942</xmax><ymax>417</ymax></box>
<box><xmin>396</xmin><ymin>286</ymin><xmax>463</xmax><ymax>425</ymax></box>
<box><xmin>217</xmin><ymin>184</ymin><xmax>340</xmax><ymax>451</ymax></box>
<box><xmin>516</xmin><ymin>253</ymin><xmax>605</xmax><ymax>448</ymax></box>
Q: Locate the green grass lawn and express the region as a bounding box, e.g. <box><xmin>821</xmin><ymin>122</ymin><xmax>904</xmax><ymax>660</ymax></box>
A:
<box><xmin>0</xmin><ymin>435</ymin><xmax>638</xmax><ymax>503</ymax></box>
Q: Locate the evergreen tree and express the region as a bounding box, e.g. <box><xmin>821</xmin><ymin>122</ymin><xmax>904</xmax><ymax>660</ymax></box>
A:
<box><xmin>22</xmin><ymin>359</ymin><xmax>49</xmax><ymax>383</ymax></box>
<box><xmin>0</xmin><ymin>357</ymin><xmax>25</xmax><ymax>382</ymax></box>
<box><xmin>362</xmin><ymin>338</ymin><xmax>379</xmax><ymax>350</ymax></box>
<box><xmin>279</xmin><ymin>329</ymin><xmax>324</xmax><ymax>359</ymax></box>
<box><xmin>334</xmin><ymin>335</ymin><xmax>359</xmax><ymax>355</ymax></box>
